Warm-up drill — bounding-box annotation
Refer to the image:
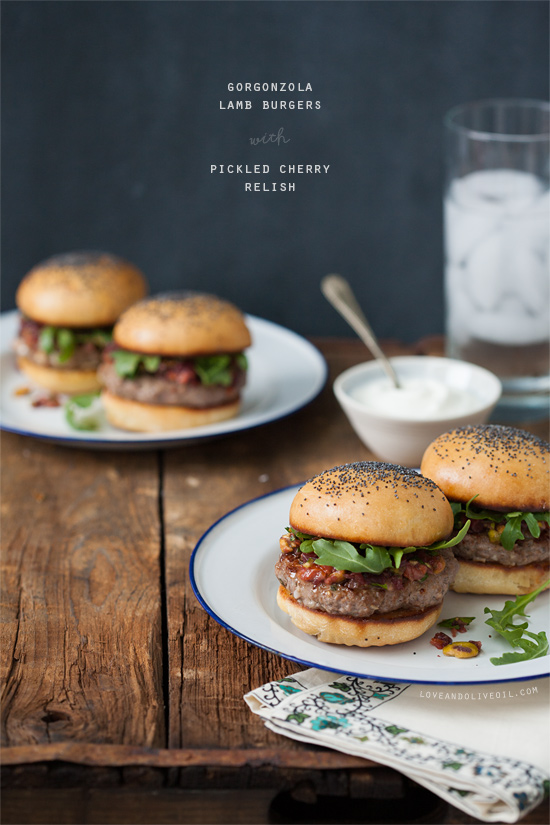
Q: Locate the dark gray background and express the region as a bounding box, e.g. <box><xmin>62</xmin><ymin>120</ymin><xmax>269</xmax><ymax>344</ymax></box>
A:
<box><xmin>2</xmin><ymin>1</ymin><xmax>548</xmax><ymax>341</ymax></box>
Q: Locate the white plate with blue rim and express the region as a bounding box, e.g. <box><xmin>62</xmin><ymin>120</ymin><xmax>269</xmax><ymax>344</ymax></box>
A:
<box><xmin>0</xmin><ymin>310</ymin><xmax>327</xmax><ymax>449</ymax></box>
<box><xmin>190</xmin><ymin>485</ymin><xmax>550</xmax><ymax>685</ymax></box>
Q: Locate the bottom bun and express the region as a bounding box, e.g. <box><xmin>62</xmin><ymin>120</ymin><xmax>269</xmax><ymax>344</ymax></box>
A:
<box><xmin>101</xmin><ymin>390</ymin><xmax>241</xmax><ymax>432</ymax></box>
<box><xmin>276</xmin><ymin>585</ymin><xmax>442</xmax><ymax>647</ymax></box>
<box><xmin>451</xmin><ymin>560</ymin><xmax>550</xmax><ymax>596</ymax></box>
<box><xmin>17</xmin><ymin>356</ymin><xmax>101</xmax><ymax>394</ymax></box>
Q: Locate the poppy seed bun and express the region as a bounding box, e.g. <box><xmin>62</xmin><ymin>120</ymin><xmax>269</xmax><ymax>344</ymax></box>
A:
<box><xmin>16</xmin><ymin>251</ymin><xmax>148</xmax><ymax>327</ymax></box>
<box><xmin>450</xmin><ymin>560</ymin><xmax>549</xmax><ymax>595</ymax></box>
<box><xmin>289</xmin><ymin>462</ymin><xmax>454</xmax><ymax>547</ymax></box>
<box><xmin>113</xmin><ymin>294</ymin><xmax>251</xmax><ymax>357</ymax></box>
<box><xmin>420</xmin><ymin>425</ymin><xmax>549</xmax><ymax>512</ymax></box>
<box><xmin>16</xmin><ymin>356</ymin><xmax>101</xmax><ymax>394</ymax></box>
<box><xmin>277</xmin><ymin>585</ymin><xmax>442</xmax><ymax>647</ymax></box>
<box><xmin>101</xmin><ymin>390</ymin><xmax>241</xmax><ymax>432</ymax></box>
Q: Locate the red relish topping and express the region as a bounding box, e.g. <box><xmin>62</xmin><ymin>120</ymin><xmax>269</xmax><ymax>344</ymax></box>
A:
<box><xmin>430</xmin><ymin>632</ymin><xmax>452</xmax><ymax>649</ymax></box>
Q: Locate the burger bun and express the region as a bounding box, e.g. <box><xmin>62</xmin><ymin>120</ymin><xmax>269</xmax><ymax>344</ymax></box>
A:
<box><xmin>421</xmin><ymin>425</ymin><xmax>549</xmax><ymax>512</ymax></box>
<box><xmin>17</xmin><ymin>356</ymin><xmax>101</xmax><ymax>395</ymax></box>
<box><xmin>289</xmin><ymin>462</ymin><xmax>454</xmax><ymax>548</ymax></box>
<box><xmin>112</xmin><ymin>293</ymin><xmax>251</xmax><ymax>357</ymax></box>
<box><xmin>101</xmin><ymin>389</ymin><xmax>241</xmax><ymax>432</ymax></box>
<box><xmin>277</xmin><ymin>586</ymin><xmax>442</xmax><ymax>646</ymax></box>
<box><xmin>16</xmin><ymin>251</ymin><xmax>147</xmax><ymax>327</ymax></box>
<box><xmin>451</xmin><ymin>560</ymin><xmax>550</xmax><ymax>596</ymax></box>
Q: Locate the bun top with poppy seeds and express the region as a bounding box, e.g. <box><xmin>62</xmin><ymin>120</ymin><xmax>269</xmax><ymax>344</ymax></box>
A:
<box><xmin>16</xmin><ymin>251</ymin><xmax>148</xmax><ymax>327</ymax></box>
<box><xmin>112</xmin><ymin>293</ymin><xmax>251</xmax><ymax>357</ymax></box>
<box><xmin>289</xmin><ymin>461</ymin><xmax>454</xmax><ymax>547</ymax></box>
<box><xmin>420</xmin><ymin>425</ymin><xmax>550</xmax><ymax>512</ymax></box>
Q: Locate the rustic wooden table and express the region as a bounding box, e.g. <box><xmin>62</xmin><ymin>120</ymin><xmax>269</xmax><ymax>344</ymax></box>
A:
<box><xmin>2</xmin><ymin>338</ymin><xmax>548</xmax><ymax>825</ymax></box>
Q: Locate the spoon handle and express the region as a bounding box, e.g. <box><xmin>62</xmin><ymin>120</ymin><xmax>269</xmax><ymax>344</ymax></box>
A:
<box><xmin>321</xmin><ymin>274</ymin><xmax>401</xmax><ymax>388</ymax></box>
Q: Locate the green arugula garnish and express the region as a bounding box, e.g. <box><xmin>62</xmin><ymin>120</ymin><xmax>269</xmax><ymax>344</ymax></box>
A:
<box><xmin>38</xmin><ymin>325</ymin><xmax>56</xmax><ymax>353</ymax></box>
<box><xmin>438</xmin><ymin>616</ymin><xmax>475</xmax><ymax>630</ymax></box>
<box><xmin>289</xmin><ymin>520</ymin><xmax>470</xmax><ymax>575</ymax></box>
<box><xmin>453</xmin><ymin>496</ymin><xmax>549</xmax><ymax>551</ymax></box>
<box><xmin>112</xmin><ymin>350</ymin><xmax>161</xmax><ymax>378</ymax></box>
<box><xmin>484</xmin><ymin>580</ymin><xmax>550</xmax><ymax>665</ymax></box>
<box><xmin>38</xmin><ymin>326</ymin><xmax>112</xmax><ymax>363</ymax></box>
<box><xmin>194</xmin><ymin>355</ymin><xmax>233</xmax><ymax>387</ymax></box>
<box><xmin>65</xmin><ymin>392</ymin><xmax>102</xmax><ymax>431</ymax></box>
<box><xmin>111</xmin><ymin>351</ymin><xmax>247</xmax><ymax>385</ymax></box>
<box><xmin>56</xmin><ymin>328</ymin><xmax>76</xmax><ymax>362</ymax></box>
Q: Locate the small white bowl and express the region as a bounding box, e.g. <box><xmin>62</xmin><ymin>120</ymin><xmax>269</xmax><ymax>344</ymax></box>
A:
<box><xmin>333</xmin><ymin>356</ymin><xmax>502</xmax><ymax>466</ymax></box>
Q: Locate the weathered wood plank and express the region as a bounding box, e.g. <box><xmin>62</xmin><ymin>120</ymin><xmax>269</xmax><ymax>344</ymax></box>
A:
<box><xmin>1</xmin><ymin>434</ymin><xmax>164</xmax><ymax>749</ymax></box>
<box><xmin>162</xmin><ymin>340</ymin><xmax>383</xmax><ymax>752</ymax></box>
<box><xmin>0</xmin><ymin>743</ymin><xmax>367</xmax><ymax>769</ymax></box>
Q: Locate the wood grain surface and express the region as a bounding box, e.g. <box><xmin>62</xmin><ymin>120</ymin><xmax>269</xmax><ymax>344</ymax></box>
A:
<box><xmin>1</xmin><ymin>442</ymin><xmax>165</xmax><ymax>750</ymax></box>
<box><xmin>1</xmin><ymin>337</ymin><xmax>548</xmax><ymax>825</ymax></box>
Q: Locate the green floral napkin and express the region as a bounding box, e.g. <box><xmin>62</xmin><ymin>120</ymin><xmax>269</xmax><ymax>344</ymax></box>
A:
<box><xmin>245</xmin><ymin>668</ymin><xmax>549</xmax><ymax>823</ymax></box>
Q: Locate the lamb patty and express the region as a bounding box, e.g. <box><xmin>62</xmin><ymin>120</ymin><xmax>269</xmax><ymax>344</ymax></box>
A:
<box><xmin>98</xmin><ymin>359</ymin><xmax>245</xmax><ymax>407</ymax></box>
<box><xmin>275</xmin><ymin>542</ymin><xmax>458</xmax><ymax>618</ymax></box>
<box><xmin>454</xmin><ymin>525</ymin><xmax>549</xmax><ymax>567</ymax></box>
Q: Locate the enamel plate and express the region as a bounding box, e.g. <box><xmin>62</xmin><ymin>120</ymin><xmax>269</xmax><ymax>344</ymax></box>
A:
<box><xmin>191</xmin><ymin>485</ymin><xmax>550</xmax><ymax>685</ymax></box>
<box><xmin>0</xmin><ymin>311</ymin><xmax>327</xmax><ymax>449</ymax></box>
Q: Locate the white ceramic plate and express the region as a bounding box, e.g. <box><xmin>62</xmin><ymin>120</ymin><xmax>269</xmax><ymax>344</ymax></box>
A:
<box><xmin>0</xmin><ymin>311</ymin><xmax>327</xmax><ymax>449</ymax></box>
<box><xmin>191</xmin><ymin>486</ymin><xmax>550</xmax><ymax>685</ymax></box>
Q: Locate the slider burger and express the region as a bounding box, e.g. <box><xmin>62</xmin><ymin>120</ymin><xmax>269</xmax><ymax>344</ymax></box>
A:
<box><xmin>14</xmin><ymin>251</ymin><xmax>147</xmax><ymax>394</ymax></box>
<box><xmin>276</xmin><ymin>462</ymin><xmax>467</xmax><ymax>647</ymax></box>
<box><xmin>98</xmin><ymin>293</ymin><xmax>251</xmax><ymax>431</ymax></box>
<box><xmin>421</xmin><ymin>425</ymin><xmax>550</xmax><ymax>595</ymax></box>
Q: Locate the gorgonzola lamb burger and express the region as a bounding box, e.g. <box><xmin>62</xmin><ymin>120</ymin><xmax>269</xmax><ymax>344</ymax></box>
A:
<box><xmin>14</xmin><ymin>251</ymin><xmax>148</xmax><ymax>394</ymax></box>
<box><xmin>276</xmin><ymin>462</ymin><xmax>467</xmax><ymax>647</ymax></box>
<box><xmin>420</xmin><ymin>425</ymin><xmax>549</xmax><ymax>595</ymax></box>
<box><xmin>98</xmin><ymin>293</ymin><xmax>251</xmax><ymax>431</ymax></box>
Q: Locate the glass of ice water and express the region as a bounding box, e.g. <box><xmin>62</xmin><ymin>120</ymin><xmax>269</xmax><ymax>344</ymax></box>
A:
<box><xmin>444</xmin><ymin>99</ymin><xmax>550</xmax><ymax>416</ymax></box>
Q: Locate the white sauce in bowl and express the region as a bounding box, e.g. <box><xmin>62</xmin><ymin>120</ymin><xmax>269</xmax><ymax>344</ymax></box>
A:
<box><xmin>351</xmin><ymin>377</ymin><xmax>480</xmax><ymax>420</ymax></box>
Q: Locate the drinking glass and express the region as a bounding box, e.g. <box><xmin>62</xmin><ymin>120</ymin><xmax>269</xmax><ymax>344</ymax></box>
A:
<box><xmin>444</xmin><ymin>99</ymin><xmax>550</xmax><ymax>416</ymax></box>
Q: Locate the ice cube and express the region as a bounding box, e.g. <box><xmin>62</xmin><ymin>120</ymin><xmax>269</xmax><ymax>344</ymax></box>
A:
<box><xmin>444</xmin><ymin>196</ymin><xmax>500</xmax><ymax>264</ymax></box>
<box><xmin>504</xmin><ymin>245</ymin><xmax>549</xmax><ymax>314</ymax></box>
<box><xmin>507</xmin><ymin>189</ymin><xmax>550</xmax><ymax>258</ymax></box>
<box><xmin>453</xmin><ymin>169</ymin><xmax>544</xmax><ymax>213</ymax></box>
<box><xmin>465</xmin><ymin>231</ymin><xmax>504</xmax><ymax>311</ymax></box>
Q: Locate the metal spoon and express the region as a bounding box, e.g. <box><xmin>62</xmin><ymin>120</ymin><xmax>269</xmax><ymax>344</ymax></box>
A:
<box><xmin>321</xmin><ymin>273</ymin><xmax>401</xmax><ymax>388</ymax></box>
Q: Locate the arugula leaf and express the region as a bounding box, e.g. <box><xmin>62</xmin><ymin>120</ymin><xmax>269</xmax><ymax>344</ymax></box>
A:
<box><xmin>112</xmin><ymin>350</ymin><xmax>144</xmax><ymax>377</ymax></box>
<box><xmin>489</xmin><ymin>633</ymin><xmax>549</xmax><ymax>666</ymax></box>
<box><xmin>438</xmin><ymin>616</ymin><xmax>475</xmax><ymax>629</ymax></box>
<box><xmin>143</xmin><ymin>356</ymin><xmax>161</xmax><ymax>372</ymax></box>
<box><xmin>235</xmin><ymin>353</ymin><xmax>248</xmax><ymax>371</ymax></box>
<box><xmin>38</xmin><ymin>325</ymin><xmax>111</xmax><ymax>360</ymax></box>
<box><xmin>56</xmin><ymin>328</ymin><xmax>76</xmax><ymax>363</ymax></box>
<box><xmin>65</xmin><ymin>392</ymin><xmax>102</xmax><ymax>431</ymax></box>
<box><xmin>450</xmin><ymin>501</ymin><xmax>463</xmax><ymax>518</ymax></box>
<box><xmin>455</xmin><ymin>497</ymin><xmax>549</xmax><ymax>551</ymax></box>
<box><xmin>484</xmin><ymin>580</ymin><xmax>550</xmax><ymax>665</ymax></box>
<box><xmin>38</xmin><ymin>326</ymin><xmax>56</xmax><ymax>353</ymax></box>
<box><xmin>500</xmin><ymin>513</ymin><xmax>526</xmax><ymax>551</ymax></box>
<box><xmin>194</xmin><ymin>355</ymin><xmax>233</xmax><ymax>387</ymax></box>
<box><xmin>288</xmin><ymin>527</ymin><xmax>315</xmax><ymax>541</ymax></box>
<box><xmin>424</xmin><ymin>520</ymin><xmax>471</xmax><ymax>551</ymax></box>
<box><xmin>76</xmin><ymin>328</ymin><xmax>113</xmax><ymax>347</ymax></box>
<box><xmin>292</xmin><ymin>519</ymin><xmax>471</xmax><ymax>576</ymax></box>
<box><xmin>312</xmin><ymin>538</ymin><xmax>391</xmax><ymax>574</ymax></box>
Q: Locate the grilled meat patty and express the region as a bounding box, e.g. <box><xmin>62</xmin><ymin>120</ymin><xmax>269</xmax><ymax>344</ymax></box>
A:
<box><xmin>454</xmin><ymin>519</ymin><xmax>549</xmax><ymax>567</ymax></box>
<box><xmin>98</xmin><ymin>359</ymin><xmax>246</xmax><ymax>408</ymax></box>
<box><xmin>275</xmin><ymin>537</ymin><xmax>458</xmax><ymax>618</ymax></box>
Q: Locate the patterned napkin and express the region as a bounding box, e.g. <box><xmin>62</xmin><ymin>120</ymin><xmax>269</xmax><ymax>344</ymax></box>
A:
<box><xmin>245</xmin><ymin>668</ymin><xmax>549</xmax><ymax>823</ymax></box>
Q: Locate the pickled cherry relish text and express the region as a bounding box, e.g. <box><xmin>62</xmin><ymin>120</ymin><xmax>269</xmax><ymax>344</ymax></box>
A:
<box><xmin>221</xmin><ymin>82</ymin><xmax>321</xmax><ymax>110</ymax></box>
<box><xmin>216</xmin><ymin>81</ymin><xmax>328</xmax><ymax>192</ymax></box>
